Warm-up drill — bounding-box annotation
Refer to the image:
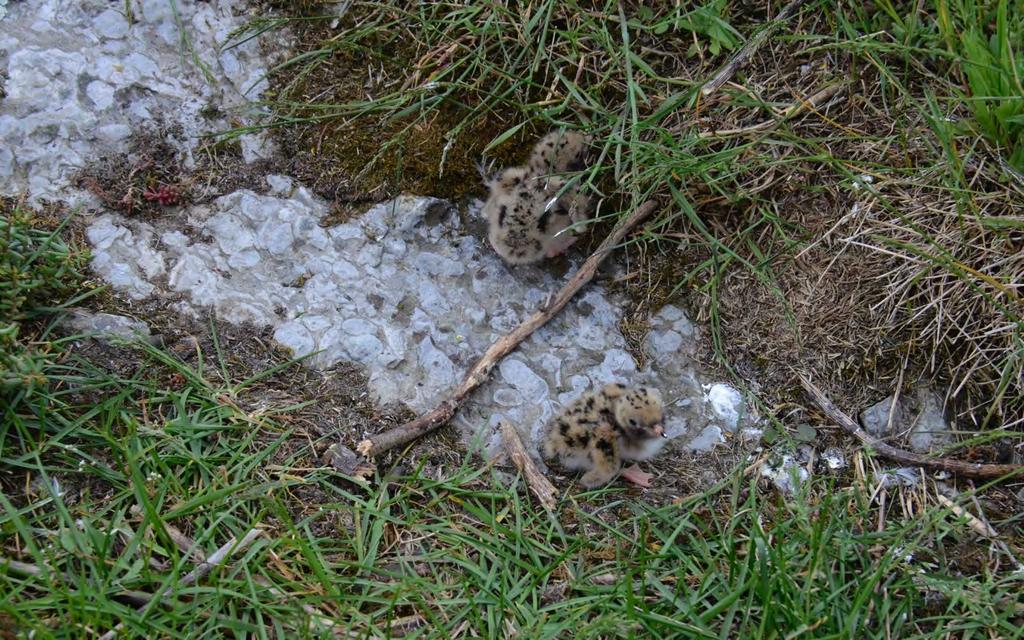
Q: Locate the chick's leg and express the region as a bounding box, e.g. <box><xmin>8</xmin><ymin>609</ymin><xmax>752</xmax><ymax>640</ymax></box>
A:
<box><xmin>545</xmin><ymin>232</ymin><xmax>578</xmax><ymax>258</ymax></box>
<box><xmin>619</xmin><ymin>464</ymin><xmax>654</xmax><ymax>489</ymax></box>
<box><xmin>579</xmin><ymin>430</ymin><xmax>620</xmax><ymax>488</ymax></box>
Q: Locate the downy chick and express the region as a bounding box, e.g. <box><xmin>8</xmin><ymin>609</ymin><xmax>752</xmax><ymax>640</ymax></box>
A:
<box><xmin>527</xmin><ymin>129</ymin><xmax>593</xmax><ymax>176</ymax></box>
<box><xmin>541</xmin><ymin>383</ymin><xmax>668</xmax><ymax>489</ymax></box>
<box><xmin>483</xmin><ymin>130</ymin><xmax>594</xmax><ymax>265</ymax></box>
<box><xmin>484</xmin><ymin>167</ymin><xmax>576</xmax><ymax>265</ymax></box>
<box><xmin>526</xmin><ymin>129</ymin><xmax>594</xmax><ymax>226</ymax></box>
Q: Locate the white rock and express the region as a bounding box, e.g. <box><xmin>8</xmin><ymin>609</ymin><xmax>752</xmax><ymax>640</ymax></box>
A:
<box><xmin>646</xmin><ymin>329</ymin><xmax>682</xmax><ymax>356</ymax></box>
<box><xmin>822</xmin><ymin>447</ymin><xmax>846</xmax><ymax>471</ymax></box>
<box><xmin>877</xmin><ymin>467</ymin><xmax>921</xmax><ymax>488</ymax></box>
<box><xmin>64</xmin><ymin>310</ymin><xmax>153</xmax><ymax>343</ymax></box>
<box><xmin>265</xmin><ymin>174</ymin><xmax>293</xmax><ymax>195</ymax></box>
<box><xmin>92</xmin><ymin>9</ymin><xmax>129</xmax><ymax>39</ymax></box>
<box><xmin>330</xmin><ymin>224</ymin><xmax>364</xmax><ymax>243</ymax></box>
<box><xmin>493</xmin><ymin>388</ymin><xmax>523</xmax><ymax>407</ymax></box>
<box><xmin>761</xmin><ymin>454</ymin><xmax>809</xmax><ymax>495</ymax></box>
<box><xmin>655</xmin><ymin>304</ymin><xmax>686</xmax><ymax>322</ymax></box>
<box><xmin>227</xmin><ymin>249</ymin><xmax>261</xmax><ymax>270</ymax></box>
<box><xmin>416</xmin><ymin>252</ymin><xmax>464</xmax><ymax>277</ymax></box>
<box><xmin>0</xmin><ymin>0</ymin><xmax>271</xmax><ymax>206</ymax></box>
<box><xmin>499</xmin><ymin>359</ymin><xmax>548</xmax><ymax>400</ymax></box>
<box><xmin>345</xmin><ymin>333</ymin><xmax>383</xmax><ymax>363</ymax></box>
<box><xmin>342</xmin><ymin>319</ymin><xmax>377</xmax><ymax>335</ymax></box>
<box><xmin>418</xmin><ymin>337</ymin><xmax>457</xmax><ymax>389</ymax></box>
<box><xmin>95</xmin><ymin>123</ymin><xmax>132</xmax><ymax>144</ymax></box>
<box><xmin>86</xmin><ymin>217</ymin><xmax>125</xmax><ymax>250</ymax></box>
<box><xmin>599</xmin><ymin>348</ymin><xmax>637</xmax><ymax>377</ymax></box>
<box><xmin>686</xmin><ymin>425</ymin><xmax>724</xmax><ymax>452</ymax></box>
<box><xmin>330</xmin><ymin>259</ymin><xmax>359</xmax><ymax>279</ymax></box>
<box><xmin>705</xmin><ymin>383</ymin><xmax>744</xmax><ymax>430</ymax></box>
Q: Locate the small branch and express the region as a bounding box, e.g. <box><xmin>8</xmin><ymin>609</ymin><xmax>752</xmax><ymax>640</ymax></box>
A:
<box><xmin>98</xmin><ymin>528</ymin><xmax>264</xmax><ymax>640</ymax></box>
<box><xmin>799</xmin><ymin>374</ymin><xmax>1023</xmax><ymax>479</ymax></box>
<box><xmin>327</xmin><ymin>200</ymin><xmax>660</xmax><ymax>476</ymax></box>
<box><xmin>500</xmin><ymin>421</ymin><xmax>558</xmax><ymax>511</ymax></box>
<box><xmin>700</xmin><ymin>0</ymin><xmax>812</xmax><ymax>97</ymax></box>
<box><xmin>176</xmin><ymin>527</ymin><xmax>263</xmax><ymax>589</ymax></box>
<box><xmin>935</xmin><ymin>494</ymin><xmax>998</xmax><ymax>538</ymax></box>
<box><xmin>697</xmin><ymin>82</ymin><xmax>846</xmax><ymax>139</ymax></box>
<box><xmin>164</xmin><ymin>522</ymin><xmax>207</xmax><ymax>564</ymax></box>
<box><xmin>130</xmin><ymin>505</ymin><xmax>207</xmax><ymax>563</ymax></box>
<box><xmin>1</xmin><ymin>558</ymin><xmax>154</xmax><ymax>608</ymax></box>
<box><xmin>1</xmin><ymin>558</ymin><xmax>59</xmax><ymax>580</ymax></box>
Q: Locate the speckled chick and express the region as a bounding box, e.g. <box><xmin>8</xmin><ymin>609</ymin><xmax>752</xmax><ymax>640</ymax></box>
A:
<box><xmin>541</xmin><ymin>383</ymin><xmax>667</xmax><ymax>489</ymax></box>
<box><xmin>526</xmin><ymin>129</ymin><xmax>594</xmax><ymax>222</ymax></box>
<box><xmin>484</xmin><ymin>166</ymin><xmax>577</xmax><ymax>265</ymax></box>
<box><xmin>483</xmin><ymin>130</ymin><xmax>594</xmax><ymax>265</ymax></box>
<box><xmin>527</xmin><ymin>129</ymin><xmax>593</xmax><ymax>175</ymax></box>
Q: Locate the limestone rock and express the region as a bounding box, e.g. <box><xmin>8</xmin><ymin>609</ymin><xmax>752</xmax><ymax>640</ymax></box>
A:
<box><xmin>0</xmin><ymin>0</ymin><xmax>270</xmax><ymax>206</ymax></box>
<box><xmin>859</xmin><ymin>387</ymin><xmax>953</xmax><ymax>453</ymax></box>
<box><xmin>63</xmin><ymin>310</ymin><xmax>155</xmax><ymax>344</ymax></box>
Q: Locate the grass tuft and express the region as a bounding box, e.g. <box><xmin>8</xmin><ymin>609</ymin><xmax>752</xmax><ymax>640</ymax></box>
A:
<box><xmin>1</xmin><ymin>206</ymin><xmax>88</xmax><ymax>400</ymax></box>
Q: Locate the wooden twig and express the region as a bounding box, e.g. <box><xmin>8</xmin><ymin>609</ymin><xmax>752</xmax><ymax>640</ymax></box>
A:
<box><xmin>799</xmin><ymin>374</ymin><xmax>1023</xmax><ymax>479</ymax></box>
<box><xmin>176</xmin><ymin>527</ymin><xmax>263</xmax><ymax>588</ymax></box>
<box><xmin>164</xmin><ymin>522</ymin><xmax>207</xmax><ymax>564</ymax></box>
<box><xmin>697</xmin><ymin>82</ymin><xmax>846</xmax><ymax>139</ymax></box>
<box><xmin>700</xmin><ymin>0</ymin><xmax>812</xmax><ymax>97</ymax></box>
<box><xmin>935</xmin><ymin>494</ymin><xmax>998</xmax><ymax>538</ymax></box>
<box><xmin>1</xmin><ymin>558</ymin><xmax>61</xmax><ymax>580</ymax></box>
<box><xmin>1</xmin><ymin>558</ymin><xmax>162</xmax><ymax>608</ymax></box>
<box><xmin>97</xmin><ymin>528</ymin><xmax>264</xmax><ymax>640</ymax></box>
<box><xmin>500</xmin><ymin>421</ymin><xmax>558</xmax><ymax>511</ymax></box>
<box><xmin>131</xmin><ymin>505</ymin><xmax>207</xmax><ymax>563</ymax></box>
<box><xmin>325</xmin><ymin>200</ymin><xmax>660</xmax><ymax>477</ymax></box>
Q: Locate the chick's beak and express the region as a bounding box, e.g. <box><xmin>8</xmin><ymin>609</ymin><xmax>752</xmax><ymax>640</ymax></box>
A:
<box><xmin>652</xmin><ymin>423</ymin><xmax>665</xmax><ymax>438</ymax></box>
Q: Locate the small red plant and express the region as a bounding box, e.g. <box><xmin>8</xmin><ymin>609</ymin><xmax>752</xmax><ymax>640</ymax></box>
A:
<box><xmin>143</xmin><ymin>184</ymin><xmax>180</xmax><ymax>206</ymax></box>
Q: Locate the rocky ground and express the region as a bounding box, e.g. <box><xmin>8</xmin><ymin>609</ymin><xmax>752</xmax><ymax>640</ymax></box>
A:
<box><xmin>1</xmin><ymin>0</ymin><xmax>965</xmax><ymax>496</ymax></box>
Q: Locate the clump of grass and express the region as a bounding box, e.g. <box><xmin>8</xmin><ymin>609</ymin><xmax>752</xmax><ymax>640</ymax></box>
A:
<box><xmin>822</xmin><ymin>1</ymin><xmax>1024</xmax><ymax>427</ymax></box>
<box><xmin>3</xmin><ymin>359</ymin><xmax>1022</xmax><ymax>640</ymax></box>
<box><xmin>229</xmin><ymin>1</ymin><xmax>767</xmax><ymax>204</ymax></box>
<box><xmin>937</xmin><ymin>0</ymin><xmax>1024</xmax><ymax>173</ymax></box>
<box><xmin>0</xmin><ymin>206</ymin><xmax>87</xmax><ymax>399</ymax></box>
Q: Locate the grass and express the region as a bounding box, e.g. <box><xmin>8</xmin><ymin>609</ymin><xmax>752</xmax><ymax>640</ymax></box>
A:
<box><xmin>230</xmin><ymin>0</ymin><xmax>1024</xmax><ymax>430</ymax></box>
<box><xmin>4</xmin><ymin>1</ymin><xmax>1024</xmax><ymax>638</ymax></box>
<box><xmin>3</xmin><ymin>206</ymin><xmax>1023</xmax><ymax>638</ymax></box>
<box><xmin>0</xmin><ymin>208</ymin><xmax>89</xmax><ymax>398</ymax></box>
<box><xmin>935</xmin><ymin>0</ymin><xmax>1024</xmax><ymax>173</ymax></box>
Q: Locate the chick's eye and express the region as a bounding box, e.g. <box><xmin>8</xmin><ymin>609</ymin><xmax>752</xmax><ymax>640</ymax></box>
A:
<box><xmin>629</xmin><ymin>419</ymin><xmax>638</xmax><ymax>427</ymax></box>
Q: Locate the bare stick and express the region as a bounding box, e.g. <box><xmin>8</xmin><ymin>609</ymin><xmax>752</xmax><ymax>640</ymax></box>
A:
<box><xmin>500</xmin><ymin>421</ymin><xmax>558</xmax><ymax>511</ymax></box>
<box><xmin>164</xmin><ymin>522</ymin><xmax>207</xmax><ymax>564</ymax></box>
<box><xmin>799</xmin><ymin>374</ymin><xmax>1023</xmax><ymax>479</ymax></box>
<box><xmin>175</xmin><ymin>527</ymin><xmax>263</xmax><ymax>589</ymax></box>
<box><xmin>1</xmin><ymin>558</ymin><xmax>160</xmax><ymax>608</ymax></box>
<box><xmin>131</xmin><ymin>505</ymin><xmax>207</xmax><ymax>563</ymax></box>
<box><xmin>333</xmin><ymin>199</ymin><xmax>659</xmax><ymax>470</ymax></box>
<box><xmin>701</xmin><ymin>0</ymin><xmax>811</xmax><ymax>97</ymax></box>
<box><xmin>1</xmin><ymin>558</ymin><xmax>61</xmax><ymax>580</ymax></box>
<box><xmin>97</xmin><ymin>528</ymin><xmax>264</xmax><ymax>640</ymax></box>
<box><xmin>696</xmin><ymin>82</ymin><xmax>846</xmax><ymax>138</ymax></box>
<box><xmin>935</xmin><ymin>494</ymin><xmax>998</xmax><ymax>538</ymax></box>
